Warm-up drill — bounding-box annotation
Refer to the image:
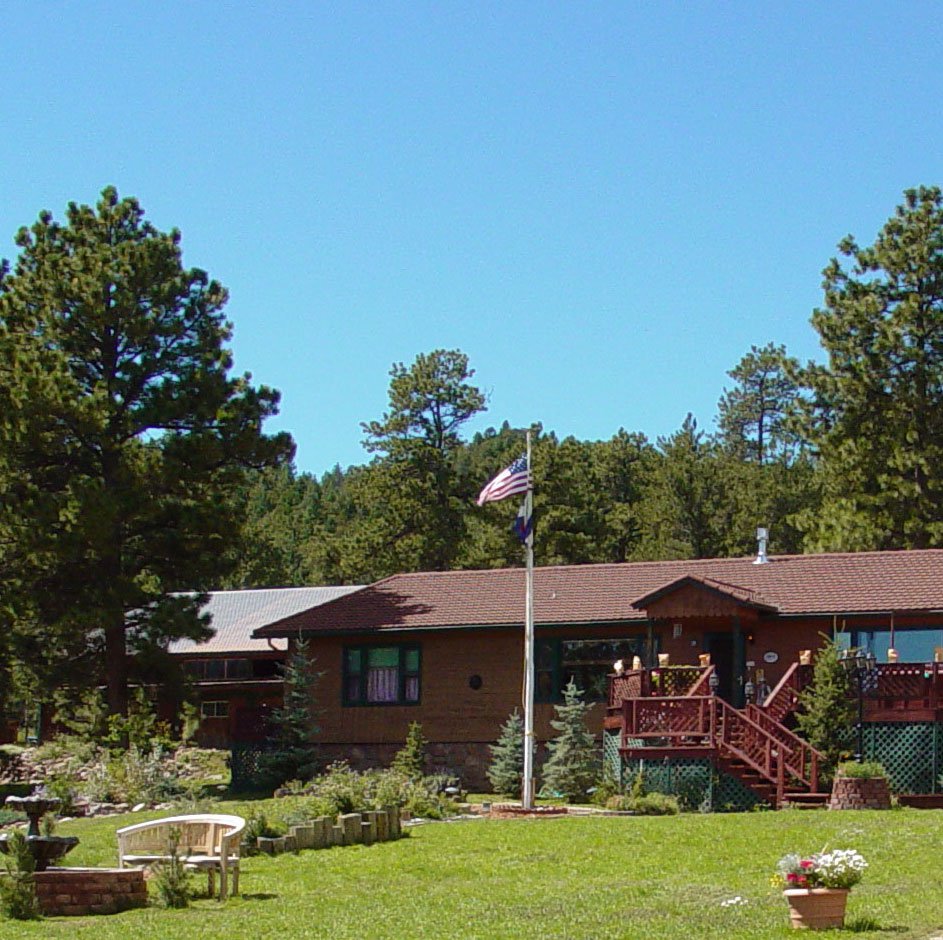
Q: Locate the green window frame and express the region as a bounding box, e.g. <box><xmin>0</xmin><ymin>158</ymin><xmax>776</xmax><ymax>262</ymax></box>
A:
<box><xmin>343</xmin><ymin>644</ymin><xmax>421</xmax><ymax>706</ymax></box>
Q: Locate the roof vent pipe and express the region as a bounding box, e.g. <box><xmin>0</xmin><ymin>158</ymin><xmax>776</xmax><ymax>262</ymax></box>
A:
<box><xmin>754</xmin><ymin>527</ymin><xmax>769</xmax><ymax>565</ymax></box>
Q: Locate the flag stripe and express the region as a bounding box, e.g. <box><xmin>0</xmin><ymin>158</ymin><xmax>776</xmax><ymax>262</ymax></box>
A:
<box><xmin>477</xmin><ymin>455</ymin><xmax>531</xmax><ymax>506</ymax></box>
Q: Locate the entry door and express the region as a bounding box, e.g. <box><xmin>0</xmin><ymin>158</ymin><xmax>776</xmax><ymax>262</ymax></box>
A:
<box><xmin>704</xmin><ymin>632</ymin><xmax>738</xmax><ymax>704</ymax></box>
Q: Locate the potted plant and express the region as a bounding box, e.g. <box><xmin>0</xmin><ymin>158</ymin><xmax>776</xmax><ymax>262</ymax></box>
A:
<box><xmin>773</xmin><ymin>849</ymin><xmax>867</xmax><ymax>929</ymax></box>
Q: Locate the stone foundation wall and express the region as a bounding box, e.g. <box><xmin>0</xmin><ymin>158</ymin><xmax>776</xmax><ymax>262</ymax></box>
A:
<box><xmin>34</xmin><ymin>867</ymin><xmax>147</xmax><ymax>916</ymax></box>
<box><xmin>829</xmin><ymin>776</ymin><xmax>892</xmax><ymax>810</ymax></box>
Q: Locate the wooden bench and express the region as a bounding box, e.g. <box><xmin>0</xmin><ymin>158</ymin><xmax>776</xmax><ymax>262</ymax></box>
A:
<box><xmin>116</xmin><ymin>813</ymin><xmax>245</xmax><ymax>900</ymax></box>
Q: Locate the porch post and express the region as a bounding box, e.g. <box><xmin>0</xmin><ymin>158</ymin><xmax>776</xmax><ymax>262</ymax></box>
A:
<box><xmin>732</xmin><ymin>615</ymin><xmax>745</xmax><ymax>707</ymax></box>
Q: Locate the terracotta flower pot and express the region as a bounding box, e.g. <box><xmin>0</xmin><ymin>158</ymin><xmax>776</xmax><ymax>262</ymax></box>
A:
<box><xmin>783</xmin><ymin>887</ymin><xmax>849</xmax><ymax>930</ymax></box>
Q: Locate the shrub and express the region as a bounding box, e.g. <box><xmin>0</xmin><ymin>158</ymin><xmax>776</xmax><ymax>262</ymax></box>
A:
<box><xmin>241</xmin><ymin>812</ymin><xmax>285</xmax><ymax>857</ymax></box>
<box><xmin>0</xmin><ymin>828</ymin><xmax>40</xmax><ymax>920</ymax></box>
<box><xmin>153</xmin><ymin>829</ymin><xmax>191</xmax><ymax>908</ymax></box>
<box><xmin>487</xmin><ymin>710</ymin><xmax>524</xmax><ymax>797</ymax></box>
<box><xmin>261</xmin><ymin>641</ymin><xmax>323</xmax><ymax>788</ymax></box>
<box><xmin>605</xmin><ymin>792</ymin><xmax>680</xmax><ymax>815</ymax></box>
<box><xmin>539</xmin><ymin>680</ymin><xmax>599</xmax><ymax>802</ymax></box>
<box><xmin>837</xmin><ymin>760</ymin><xmax>887</xmax><ymax>779</ymax></box>
<box><xmin>795</xmin><ymin>638</ymin><xmax>855</xmax><ymax>779</ymax></box>
<box><xmin>391</xmin><ymin>722</ymin><xmax>428</xmax><ymax>782</ymax></box>
<box><xmin>280</xmin><ymin>763</ymin><xmax>460</xmax><ymax>822</ymax></box>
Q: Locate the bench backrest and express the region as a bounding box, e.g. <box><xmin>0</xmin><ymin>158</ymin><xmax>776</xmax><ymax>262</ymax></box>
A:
<box><xmin>117</xmin><ymin>814</ymin><xmax>245</xmax><ymax>860</ymax></box>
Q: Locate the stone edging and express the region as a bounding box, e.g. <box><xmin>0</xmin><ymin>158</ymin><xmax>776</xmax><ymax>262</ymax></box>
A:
<box><xmin>257</xmin><ymin>807</ymin><xmax>402</xmax><ymax>855</ymax></box>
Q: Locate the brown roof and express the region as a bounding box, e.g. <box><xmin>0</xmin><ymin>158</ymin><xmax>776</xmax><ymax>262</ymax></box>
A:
<box><xmin>252</xmin><ymin>549</ymin><xmax>943</xmax><ymax>638</ymax></box>
<box><xmin>631</xmin><ymin>574</ymin><xmax>779</xmax><ymax>612</ymax></box>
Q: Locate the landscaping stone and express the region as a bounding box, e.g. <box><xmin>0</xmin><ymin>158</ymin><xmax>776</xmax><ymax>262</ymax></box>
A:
<box><xmin>34</xmin><ymin>867</ymin><xmax>147</xmax><ymax>917</ymax></box>
<box><xmin>829</xmin><ymin>776</ymin><xmax>892</xmax><ymax>810</ymax></box>
<box><xmin>338</xmin><ymin>812</ymin><xmax>362</xmax><ymax>845</ymax></box>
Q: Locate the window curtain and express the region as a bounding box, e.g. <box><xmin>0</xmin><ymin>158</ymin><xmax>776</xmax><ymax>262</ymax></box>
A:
<box><xmin>367</xmin><ymin>667</ymin><xmax>399</xmax><ymax>703</ymax></box>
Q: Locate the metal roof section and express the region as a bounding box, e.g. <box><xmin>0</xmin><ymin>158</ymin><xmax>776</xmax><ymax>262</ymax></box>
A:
<box><xmin>169</xmin><ymin>586</ymin><xmax>363</xmax><ymax>655</ymax></box>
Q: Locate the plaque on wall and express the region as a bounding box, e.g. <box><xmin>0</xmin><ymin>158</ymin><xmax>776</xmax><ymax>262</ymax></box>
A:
<box><xmin>763</xmin><ymin>651</ymin><xmax>779</xmax><ymax>664</ymax></box>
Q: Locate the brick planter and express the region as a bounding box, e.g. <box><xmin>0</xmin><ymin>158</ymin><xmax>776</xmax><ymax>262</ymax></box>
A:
<box><xmin>829</xmin><ymin>775</ymin><xmax>892</xmax><ymax>810</ymax></box>
<box><xmin>34</xmin><ymin>867</ymin><xmax>147</xmax><ymax>916</ymax></box>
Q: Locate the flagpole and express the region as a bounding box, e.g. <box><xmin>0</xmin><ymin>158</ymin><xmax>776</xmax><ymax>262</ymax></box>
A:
<box><xmin>522</xmin><ymin>429</ymin><xmax>536</xmax><ymax>809</ymax></box>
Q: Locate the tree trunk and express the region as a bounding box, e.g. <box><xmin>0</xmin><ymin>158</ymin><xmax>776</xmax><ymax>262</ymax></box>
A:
<box><xmin>104</xmin><ymin>613</ymin><xmax>129</xmax><ymax>718</ymax></box>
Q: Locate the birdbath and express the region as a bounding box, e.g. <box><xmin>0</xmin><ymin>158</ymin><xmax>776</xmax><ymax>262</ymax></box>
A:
<box><xmin>0</xmin><ymin>795</ymin><xmax>79</xmax><ymax>871</ymax></box>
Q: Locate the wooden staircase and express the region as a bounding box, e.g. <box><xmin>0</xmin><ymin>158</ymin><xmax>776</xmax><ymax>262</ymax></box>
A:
<box><xmin>612</xmin><ymin>665</ymin><xmax>828</xmax><ymax>808</ymax></box>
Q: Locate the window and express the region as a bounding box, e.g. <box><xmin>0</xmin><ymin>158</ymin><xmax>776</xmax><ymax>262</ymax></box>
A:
<box><xmin>343</xmin><ymin>645</ymin><xmax>421</xmax><ymax>706</ymax></box>
<box><xmin>837</xmin><ymin>627</ymin><xmax>943</xmax><ymax>663</ymax></box>
<box><xmin>536</xmin><ymin>636</ymin><xmax>649</xmax><ymax>703</ymax></box>
<box><xmin>200</xmin><ymin>700</ymin><xmax>229</xmax><ymax>719</ymax></box>
<box><xmin>184</xmin><ymin>658</ymin><xmax>258</xmax><ymax>680</ymax></box>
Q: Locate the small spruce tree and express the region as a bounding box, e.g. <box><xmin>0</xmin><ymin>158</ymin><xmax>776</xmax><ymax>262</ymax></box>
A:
<box><xmin>261</xmin><ymin>640</ymin><xmax>322</xmax><ymax>786</ymax></box>
<box><xmin>0</xmin><ymin>828</ymin><xmax>40</xmax><ymax>920</ymax></box>
<box><xmin>487</xmin><ymin>709</ymin><xmax>524</xmax><ymax>797</ymax></box>
<box><xmin>391</xmin><ymin>721</ymin><xmax>428</xmax><ymax>781</ymax></box>
<box><xmin>795</xmin><ymin>638</ymin><xmax>855</xmax><ymax>779</ymax></box>
<box><xmin>539</xmin><ymin>679</ymin><xmax>599</xmax><ymax>802</ymax></box>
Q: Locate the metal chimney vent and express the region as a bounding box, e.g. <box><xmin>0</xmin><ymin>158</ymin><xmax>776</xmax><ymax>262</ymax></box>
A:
<box><xmin>754</xmin><ymin>526</ymin><xmax>769</xmax><ymax>565</ymax></box>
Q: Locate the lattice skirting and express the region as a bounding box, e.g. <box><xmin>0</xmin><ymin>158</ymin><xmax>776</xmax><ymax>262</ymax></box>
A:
<box><xmin>613</xmin><ymin>754</ymin><xmax>761</xmax><ymax>812</ymax></box>
<box><xmin>861</xmin><ymin>722</ymin><xmax>943</xmax><ymax>794</ymax></box>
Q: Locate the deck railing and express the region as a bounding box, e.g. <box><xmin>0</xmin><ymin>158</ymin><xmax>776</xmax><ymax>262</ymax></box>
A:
<box><xmin>607</xmin><ymin>666</ymin><xmax>712</xmax><ymax>713</ymax></box>
<box><xmin>746</xmin><ymin>703</ymin><xmax>821</xmax><ymax>792</ymax></box>
<box><xmin>620</xmin><ymin>693</ymin><xmax>791</xmax><ymax>804</ymax></box>
<box><xmin>867</xmin><ymin>662</ymin><xmax>943</xmax><ymax>704</ymax></box>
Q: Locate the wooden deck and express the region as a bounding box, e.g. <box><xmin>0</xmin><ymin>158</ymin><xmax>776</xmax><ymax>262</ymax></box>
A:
<box><xmin>606</xmin><ymin>660</ymin><xmax>943</xmax><ymax>806</ymax></box>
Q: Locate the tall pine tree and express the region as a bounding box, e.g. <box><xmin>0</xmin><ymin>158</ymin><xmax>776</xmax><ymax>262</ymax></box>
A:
<box><xmin>797</xmin><ymin>186</ymin><xmax>943</xmax><ymax>550</ymax></box>
<box><xmin>0</xmin><ymin>188</ymin><xmax>293</xmax><ymax>714</ymax></box>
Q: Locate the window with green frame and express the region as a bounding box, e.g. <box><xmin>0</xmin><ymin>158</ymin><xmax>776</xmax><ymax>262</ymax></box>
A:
<box><xmin>343</xmin><ymin>645</ymin><xmax>421</xmax><ymax>706</ymax></box>
<box><xmin>535</xmin><ymin>636</ymin><xmax>649</xmax><ymax>703</ymax></box>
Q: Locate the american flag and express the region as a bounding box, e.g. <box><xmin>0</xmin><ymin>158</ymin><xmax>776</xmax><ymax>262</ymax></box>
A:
<box><xmin>476</xmin><ymin>455</ymin><xmax>531</xmax><ymax>506</ymax></box>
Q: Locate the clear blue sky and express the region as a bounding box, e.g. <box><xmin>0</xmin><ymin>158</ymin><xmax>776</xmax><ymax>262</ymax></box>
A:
<box><xmin>2</xmin><ymin>3</ymin><xmax>940</xmax><ymax>476</ymax></box>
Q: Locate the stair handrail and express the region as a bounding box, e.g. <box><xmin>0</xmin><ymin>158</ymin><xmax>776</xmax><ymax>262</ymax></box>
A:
<box><xmin>713</xmin><ymin>696</ymin><xmax>793</xmax><ymax>797</ymax></box>
<box><xmin>760</xmin><ymin>661</ymin><xmax>812</xmax><ymax>722</ymax></box>
<box><xmin>746</xmin><ymin>703</ymin><xmax>823</xmax><ymax>793</ymax></box>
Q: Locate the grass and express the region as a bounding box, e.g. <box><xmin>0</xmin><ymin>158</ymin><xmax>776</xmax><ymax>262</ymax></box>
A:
<box><xmin>3</xmin><ymin>803</ymin><xmax>943</xmax><ymax>938</ymax></box>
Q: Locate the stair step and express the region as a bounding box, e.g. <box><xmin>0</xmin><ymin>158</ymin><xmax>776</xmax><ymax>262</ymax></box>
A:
<box><xmin>782</xmin><ymin>792</ymin><xmax>829</xmax><ymax>806</ymax></box>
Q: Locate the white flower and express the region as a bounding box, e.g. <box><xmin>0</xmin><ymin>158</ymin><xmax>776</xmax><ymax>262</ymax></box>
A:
<box><xmin>720</xmin><ymin>896</ymin><xmax>748</xmax><ymax>907</ymax></box>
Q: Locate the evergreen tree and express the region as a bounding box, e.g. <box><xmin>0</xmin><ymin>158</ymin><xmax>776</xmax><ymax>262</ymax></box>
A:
<box><xmin>717</xmin><ymin>343</ymin><xmax>803</xmax><ymax>463</ymax></box>
<box><xmin>263</xmin><ymin>640</ymin><xmax>322</xmax><ymax>785</ymax></box>
<box><xmin>340</xmin><ymin>349</ymin><xmax>486</xmax><ymax>579</ymax></box>
<box><xmin>794</xmin><ymin>639</ymin><xmax>855</xmax><ymax>778</ymax></box>
<box><xmin>391</xmin><ymin>721</ymin><xmax>428</xmax><ymax>781</ymax></box>
<box><xmin>539</xmin><ymin>679</ymin><xmax>598</xmax><ymax>802</ymax></box>
<box><xmin>797</xmin><ymin>186</ymin><xmax>943</xmax><ymax>550</ymax></box>
<box><xmin>487</xmin><ymin>709</ymin><xmax>524</xmax><ymax>797</ymax></box>
<box><xmin>0</xmin><ymin>188</ymin><xmax>293</xmax><ymax>713</ymax></box>
<box><xmin>635</xmin><ymin>415</ymin><xmax>727</xmax><ymax>559</ymax></box>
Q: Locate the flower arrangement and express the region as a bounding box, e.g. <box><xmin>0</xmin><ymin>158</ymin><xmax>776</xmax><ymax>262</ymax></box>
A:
<box><xmin>774</xmin><ymin>849</ymin><xmax>867</xmax><ymax>890</ymax></box>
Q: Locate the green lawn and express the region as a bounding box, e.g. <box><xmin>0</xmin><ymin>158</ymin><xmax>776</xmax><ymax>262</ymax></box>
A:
<box><xmin>3</xmin><ymin>804</ymin><xmax>943</xmax><ymax>939</ymax></box>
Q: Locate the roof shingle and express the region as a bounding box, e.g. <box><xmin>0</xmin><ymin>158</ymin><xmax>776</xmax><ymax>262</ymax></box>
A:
<box><xmin>253</xmin><ymin>549</ymin><xmax>943</xmax><ymax>638</ymax></box>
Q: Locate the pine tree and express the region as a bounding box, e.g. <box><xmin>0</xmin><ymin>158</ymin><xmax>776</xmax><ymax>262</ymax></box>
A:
<box><xmin>539</xmin><ymin>679</ymin><xmax>599</xmax><ymax>802</ymax></box>
<box><xmin>0</xmin><ymin>187</ymin><xmax>293</xmax><ymax>713</ymax></box>
<box><xmin>262</xmin><ymin>640</ymin><xmax>322</xmax><ymax>786</ymax></box>
<box><xmin>794</xmin><ymin>639</ymin><xmax>855</xmax><ymax>778</ymax></box>
<box><xmin>391</xmin><ymin>721</ymin><xmax>428</xmax><ymax>781</ymax></box>
<box><xmin>487</xmin><ymin>709</ymin><xmax>524</xmax><ymax>797</ymax></box>
<box><xmin>797</xmin><ymin>186</ymin><xmax>943</xmax><ymax>550</ymax></box>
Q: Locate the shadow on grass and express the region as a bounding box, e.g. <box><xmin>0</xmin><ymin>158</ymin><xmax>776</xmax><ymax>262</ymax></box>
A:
<box><xmin>238</xmin><ymin>893</ymin><xmax>279</xmax><ymax>902</ymax></box>
<box><xmin>844</xmin><ymin>916</ymin><xmax>909</xmax><ymax>933</ymax></box>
